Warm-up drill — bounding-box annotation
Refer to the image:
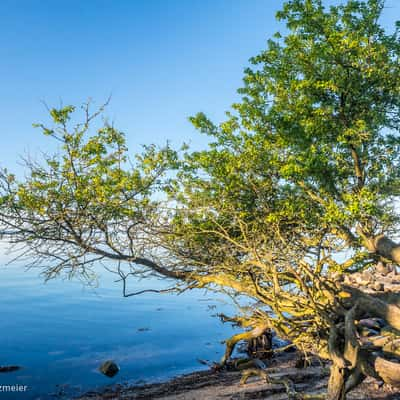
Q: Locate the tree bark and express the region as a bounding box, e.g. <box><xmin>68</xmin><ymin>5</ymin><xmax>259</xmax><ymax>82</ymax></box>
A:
<box><xmin>363</xmin><ymin>234</ymin><xmax>400</xmax><ymax>264</ymax></box>
<box><xmin>327</xmin><ymin>364</ymin><xmax>346</xmax><ymax>400</ymax></box>
<box><xmin>374</xmin><ymin>356</ymin><xmax>400</xmax><ymax>387</ymax></box>
<box><xmin>220</xmin><ymin>323</ymin><xmax>269</xmax><ymax>365</ymax></box>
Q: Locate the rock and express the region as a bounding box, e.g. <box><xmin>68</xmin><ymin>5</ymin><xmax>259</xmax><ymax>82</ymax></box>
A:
<box><xmin>358</xmin><ymin>326</ymin><xmax>380</xmax><ymax>337</ymax></box>
<box><xmin>372</xmin><ymin>318</ymin><xmax>386</xmax><ymax>328</ymax></box>
<box><xmin>374</xmin><ymin>282</ymin><xmax>385</xmax><ymax>292</ymax></box>
<box><xmin>383</xmin><ymin>339</ymin><xmax>400</xmax><ymax>357</ymax></box>
<box><xmin>343</xmin><ymin>275</ymin><xmax>354</xmax><ymax>285</ymax></box>
<box><xmin>331</xmin><ymin>272</ymin><xmax>344</xmax><ymax>282</ymax></box>
<box><xmin>374</xmin><ymin>380</ymin><xmax>385</xmax><ymax>389</ymax></box>
<box><xmin>353</xmin><ymin>274</ymin><xmax>366</xmax><ymax>286</ymax></box>
<box><xmin>358</xmin><ymin>318</ymin><xmax>382</xmax><ymax>331</ymax></box>
<box><xmin>99</xmin><ymin>360</ymin><xmax>120</xmax><ymax>378</ymax></box>
<box><xmin>361</xmin><ymin>271</ymin><xmax>373</xmax><ymax>284</ymax></box>
<box><xmin>137</xmin><ymin>327</ymin><xmax>151</xmax><ymax>332</ymax></box>
<box><xmin>376</xmin><ymin>262</ymin><xmax>391</xmax><ymax>275</ymax></box>
<box><xmin>0</xmin><ymin>365</ymin><xmax>21</xmax><ymax>373</ymax></box>
<box><xmin>364</xmin><ymin>335</ymin><xmax>388</xmax><ymax>347</ymax></box>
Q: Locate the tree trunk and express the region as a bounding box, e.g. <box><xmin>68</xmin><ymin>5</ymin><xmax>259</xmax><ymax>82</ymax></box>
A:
<box><xmin>247</xmin><ymin>329</ymin><xmax>273</xmax><ymax>359</ymax></box>
<box><xmin>327</xmin><ymin>364</ymin><xmax>347</xmax><ymax>400</ymax></box>
<box><xmin>363</xmin><ymin>234</ymin><xmax>400</xmax><ymax>264</ymax></box>
<box><xmin>221</xmin><ymin>323</ymin><xmax>269</xmax><ymax>365</ymax></box>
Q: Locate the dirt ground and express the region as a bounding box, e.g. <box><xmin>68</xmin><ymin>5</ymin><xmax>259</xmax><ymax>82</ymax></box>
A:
<box><xmin>77</xmin><ymin>352</ymin><xmax>400</xmax><ymax>400</ymax></box>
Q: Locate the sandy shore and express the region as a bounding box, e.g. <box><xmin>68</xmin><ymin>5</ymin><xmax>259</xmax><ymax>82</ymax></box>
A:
<box><xmin>77</xmin><ymin>351</ymin><xmax>400</xmax><ymax>400</ymax></box>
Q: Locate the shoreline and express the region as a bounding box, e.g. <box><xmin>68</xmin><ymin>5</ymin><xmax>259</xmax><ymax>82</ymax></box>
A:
<box><xmin>77</xmin><ymin>351</ymin><xmax>400</xmax><ymax>400</ymax></box>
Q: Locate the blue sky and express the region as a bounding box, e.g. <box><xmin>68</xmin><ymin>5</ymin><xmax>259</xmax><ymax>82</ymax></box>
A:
<box><xmin>0</xmin><ymin>0</ymin><xmax>399</xmax><ymax>172</ymax></box>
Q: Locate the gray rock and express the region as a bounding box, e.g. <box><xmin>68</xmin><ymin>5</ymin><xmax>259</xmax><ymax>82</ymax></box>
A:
<box><xmin>99</xmin><ymin>360</ymin><xmax>120</xmax><ymax>378</ymax></box>
<box><xmin>376</xmin><ymin>262</ymin><xmax>390</xmax><ymax>275</ymax></box>
<box><xmin>361</xmin><ymin>271</ymin><xmax>373</xmax><ymax>283</ymax></box>
<box><xmin>358</xmin><ymin>326</ymin><xmax>380</xmax><ymax>337</ymax></box>
<box><xmin>0</xmin><ymin>365</ymin><xmax>21</xmax><ymax>373</ymax></box>
<box><xmin>358</xmin><ymin>318</ymin><xmax>382</xmax><ymax>331</ymax></box>
<box><xmin>373</xmin><ymin>282</ymin><xmax>384</xmax><ymax>292</ymax></box>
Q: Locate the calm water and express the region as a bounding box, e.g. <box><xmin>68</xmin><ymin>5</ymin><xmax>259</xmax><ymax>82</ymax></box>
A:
<box><xmin>0</xmin><ymin>264</ymin><xmax>238</xmax><ymax>399</ymax></box>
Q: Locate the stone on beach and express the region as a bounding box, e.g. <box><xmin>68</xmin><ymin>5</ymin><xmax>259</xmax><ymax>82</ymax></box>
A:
<box><xmin>99</xmin><ymin>360</ymin><xmax>120</xmax><ymax>378</ymax></box>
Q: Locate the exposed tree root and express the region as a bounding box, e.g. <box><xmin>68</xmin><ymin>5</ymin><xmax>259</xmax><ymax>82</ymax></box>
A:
<box><xmin>324</xmin><ymin>267</ymin><xmax>400</xmax><ymax>398</ymax></box>
<box><xmin>240</xmin><ymin>368</ymin><xmax>307</xmax><ymax>399</ymax></box>
<box><xmin>373</xmin><ymin>356</ymin><xmax>400</xmax><ymax>387</ymax></box>
<box><xmin>221</xmin><ymin>267</ymin><xmax>400</xmax><ymax>400</ymax></box>
<box><xmin>220</xmin><ymin>323</ymin><xmax>270</xmax><ymax>365</ymax></box>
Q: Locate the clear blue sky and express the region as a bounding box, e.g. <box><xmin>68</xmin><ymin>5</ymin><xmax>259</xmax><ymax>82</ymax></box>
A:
<box><xmin>0</xmin><ymin>0</ymin><xmax>399</xmax><ymax>172</ymax></box>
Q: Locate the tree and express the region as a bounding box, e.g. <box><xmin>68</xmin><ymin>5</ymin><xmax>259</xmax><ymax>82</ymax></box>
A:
<box><xmin>1</xmin><ymin>0</ymin><xmax>400</xmax><ymax>398</ymax></box>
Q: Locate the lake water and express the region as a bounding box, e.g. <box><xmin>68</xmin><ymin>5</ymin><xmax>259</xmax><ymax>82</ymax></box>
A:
<box><xmin>0</xmin><ymin>264</ymin><xmax>239</xmax><ymax>399</ymax></box>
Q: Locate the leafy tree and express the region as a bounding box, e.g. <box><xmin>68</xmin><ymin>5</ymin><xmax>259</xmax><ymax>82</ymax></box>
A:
<box><xmin>1</xmin><ymin>1</ymin><xmax>400</xmax><ymax>398</ymax></box>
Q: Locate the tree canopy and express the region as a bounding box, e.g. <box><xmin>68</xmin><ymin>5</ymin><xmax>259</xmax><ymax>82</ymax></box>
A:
<box><xmin>1</xmin><ymin>1</ymin><xmax>400</xmax><ymax>398</ymax></box>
